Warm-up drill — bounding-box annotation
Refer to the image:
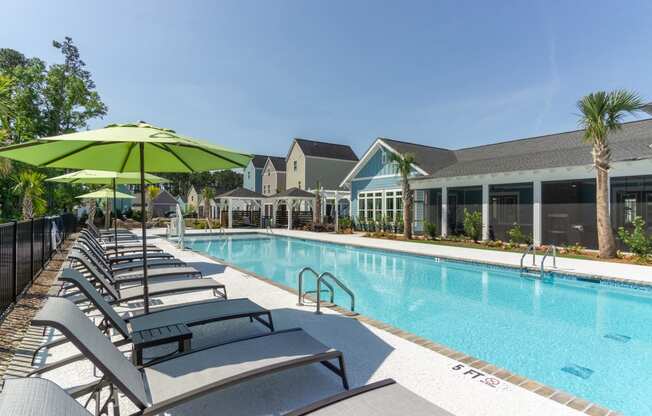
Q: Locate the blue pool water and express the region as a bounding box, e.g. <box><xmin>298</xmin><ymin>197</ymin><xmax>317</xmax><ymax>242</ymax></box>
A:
<box><xmin>186</xmin><ymin>234</ymin><xmax>652</xmax><ymax>415</ymax></box>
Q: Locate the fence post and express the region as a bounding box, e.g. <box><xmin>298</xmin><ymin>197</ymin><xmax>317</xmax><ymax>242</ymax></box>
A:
<box><xmin>12</xmin><ymin>221</ymin><xmax>17</xmax><ymax>301</ymax></box>
<box><xmin>30</xmin><ymin>218</ymin><xmax>34</xmax><ymax>281</ymax></box>
<box><xmin>41</xmin><ymin>218</ymin><xmax>46</xmax><ymax>268</ymax></box>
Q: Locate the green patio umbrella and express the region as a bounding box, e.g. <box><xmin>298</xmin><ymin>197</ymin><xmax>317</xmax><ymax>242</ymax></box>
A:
<box><xmin>0</xmin><ymin>122</ymin><xmax>252</xmax><ymax>313</ymax></box>
<box><xmin>47</xmin><ymin>169</ymin><xmax>169</xmax><ymax>251</ymax></box>
<box><xmin>76</xmin><ymin>187</ymin><xmax>135</xmax><ymax>199</ymax></box>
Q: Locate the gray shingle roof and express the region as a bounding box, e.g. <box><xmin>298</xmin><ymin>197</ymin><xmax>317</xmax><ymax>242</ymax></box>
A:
<box><xmin>251</xmin><ymin>155</ymin><xmax>272</xmax><ymax>169</ymax></box>
<box><xmin>217</xmin><ymin>187</ymin><xmax>265</xmax><ymax>199</ymax></box>
<box><xmin>380</xmin><ymin>138</ymin><xmax>457</xmax><ymax>174</ymax></box>
<box><xmin>271</xmin><ymin>187</ymin><xmax>316</xmax><ymax>198</ymax></box>
<box><xmin>152</xmin><ymin>190</ymin><xmax>177</xmax><ymax>205</ymax></box>
<box><xmin>294</xmin><ymin>138</ymin><xmax>358</xmax><ymax>161</ymax></box>
<box><xmin>267</xmin><ymin>156</ymin><xmax>287</xmax><ymax>171</ymax></box>
<box><xmin>378</xmin><ymin>119</ymin><xmax>652</xmax><ymax>181</ymax></box>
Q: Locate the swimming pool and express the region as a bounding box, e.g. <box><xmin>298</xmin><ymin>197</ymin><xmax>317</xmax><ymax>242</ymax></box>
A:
<box><xmin>186</xmin><ymin>233</ymin><xmax>652</xmax><ymax>415</ymax></box>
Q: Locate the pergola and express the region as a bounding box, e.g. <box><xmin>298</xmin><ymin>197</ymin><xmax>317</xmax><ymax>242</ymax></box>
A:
<box><xmin>216</xmin><ymin>187</ymin><xmax>266</xmax><ymax>228</ymax></box>
<box><xmin>268</xmin><ymin>187</ymin><xmax>316</xmax><ymax>230</ymax></box>
<box><xmin>313</xmin><ymin>188</ymin><xmax>351</xmax><ymax>232</ymax></box>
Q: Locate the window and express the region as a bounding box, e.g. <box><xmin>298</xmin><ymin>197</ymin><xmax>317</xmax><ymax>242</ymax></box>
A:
<box><xmin>247</xmin><ymin>171</ymin><xmax>251</xmax><ymax>179</ymax></box>
<box><xmin>298</xmin><ymin>181</ymin><xmax>302</xmax><ymax>189</ymax></box>
<box><xmin>293</xmin><ymin>160</ymin><xmax>297</xmax><ymax>171</ymax></box>
<box><xmin>491</xmin><ymin>194</ymin><xmax>519</xmax><ymax>224</ymax></box>
<box><xmin>625</xmin><ymin>197</ymin><xmax>637</xmax><ymax>223</ymax></box>
<box><xmin>267</xmin><ymin>169</ymin><xmax>271</xmax><ymax>176</ymax></box>
<box><xmin>357</xmin><ymin>190</ymin><xmax>404</xmax><ymax>222</ymax></box>
<box><xmin>381</xmin><ymin>150</ymin><xmax>387</xmax><ymax>165</ymax></box>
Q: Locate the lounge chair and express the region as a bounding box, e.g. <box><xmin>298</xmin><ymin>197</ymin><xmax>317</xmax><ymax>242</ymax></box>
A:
<box><xmin>285</xmin><ymin>379</ymin><xmax>454</xmax><ymax>416</ymax></box>
<box><xmin>77</xmin><ymin>233</ymin><xmax>171</xmax><ymax>262</ymax></box>
<box><xmin>0</xmin><ymin>378</ymin><xmax>93</xmax><ymax>416</ymax></box>
<box><xmin>59</xmin><ymin>266</ymin><xmax>226</xmax><ymax>305</ymax></box>
<box><xmin>32</xmin><ymin>269</ymin><xmax>271</xmax><ymax>370</ymax></box>
<box><xmin>68</xmin><ymin>249</ymin><xmax>202</xmax><ymax>289</ymax></box>
<box><xmin>73</xmin><ymin>241</ymin><xmax>183</xmax><ymax>273</ymax></box>
<box><xmin>31</xmin><ymin>297</ymin><xmax>348</xmax><ymax>415</ymax></box>
<box><xmin>80</xmin><ymin>229</ymin><xmax>162</xmax><ymax>253</ymax></box>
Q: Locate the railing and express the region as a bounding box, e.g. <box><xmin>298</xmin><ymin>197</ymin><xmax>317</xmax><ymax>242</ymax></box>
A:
<box><xmin>0</xmin><ymin>213</ymin><xmax>76</xmax><ymax>316</ymax></box>
<box><xmin>540</xmin><ymin>245</ymin><xmax>557</xmax><ymax>278</ymax></box>
<box><xmin>316</xmin><ymin>272</ymin><xmax>355</xmax><ymax>314</ymax></box>
<box><xmin>297</xmin><ymin>267</ymin><xmax>334</xmax><ymax>306</ymax></box>
<box><xmin>520</xmin><ymin>244</ymin><xmax>536</xmax><ymax>273</ymax></box>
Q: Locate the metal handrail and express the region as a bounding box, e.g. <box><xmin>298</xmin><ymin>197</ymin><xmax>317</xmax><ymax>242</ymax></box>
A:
<box><xmin>520</xmin><ymin>244</ymin><xmax>536</xmax><ymax>272</ymax></box>
<box><xmin>297</xmin><ymin>267</ymin><xmax>334</xmax><ymax>306</ymax></box>
<box><xmin>540</xmin><ymin>245</ymin><xmax>557</xmax><ymax>277</ymax></box>
<box><xmin>316</xmin><ymin>272</ymin><xmax>355</xmax><ymax>314</ymax></box>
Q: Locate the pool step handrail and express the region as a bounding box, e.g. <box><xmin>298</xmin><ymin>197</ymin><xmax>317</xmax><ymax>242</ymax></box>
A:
<box><xmin>520</xmin><ymin>244</ymin><xmax>536</xmax><ymax>273</ymax></box>
<box><xmin>540</xmin><ymin>245</ymin><xmax>557</xmax><ymax>278</ymax></box>
<box><xmin>316</xmin><ymin>272</ymin><xmax>355</xmax><ymax>314</ymax></box>
<box><xmin>297</xmin><ymin>267</ymin><xmax>334</xmax><ymax>306</ymax></box>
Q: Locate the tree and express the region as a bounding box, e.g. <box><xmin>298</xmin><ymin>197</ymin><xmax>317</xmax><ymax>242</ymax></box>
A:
<box><xmin>202</xmin><ymin>187</ymin><xmax>216</xmax><ymax>221</ymax></box>
<box><xmin>145</xmin><ymin>186</ymin><xmax>160</xmax><ymax>220</ymax></box>
<box><xmin>577</xmin><ymin>90</ymin><xmax>644</xmax><ymax>258</ymax></box>
<box><xmin>0</xmin><ymin>75</ymin><xmax>14</xmax><ymax>175</ymax></box>
<box><xmin>12</xmin><ymin>170</ymin><xmax>46</xmax><ymax>219</ymax></box>
<box><xmin>388</xmin><ymin>151</ymin><xmax>415</xmax><ymax>239</ymax></box>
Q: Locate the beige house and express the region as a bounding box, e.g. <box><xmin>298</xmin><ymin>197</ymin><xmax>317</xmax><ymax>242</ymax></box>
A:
<box><xmin>261</xmin><ymin>156</ymin><xmax>286</xmax><ymax>196</ymax></box>
<box><xmin>187</xmin><ymin>185</ymin><xmax>199</xmax><ymax>212</ymax></box>
<box><xmin>285</xmin><ymin>138</ymin><xmax>358</xmax><ymax>191</ymax></box>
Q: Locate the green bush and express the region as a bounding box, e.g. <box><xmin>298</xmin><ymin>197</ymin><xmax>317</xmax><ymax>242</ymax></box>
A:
<box><xmin>463</xmin><ymin>209</ymin><xmax>482</xmax><ymax>242</ymax></box>
<box><xmin>618</xmin><ymin>216</ymin><xmax>652</xmax><ymax>261</ymax></box>
<box><xmin>506</xmin><ymin>223</ymin><xmax>530</xmax><ymax>245</ymax></box>
<box><xmin>424</xmin><ymin>221</ymin><xmax>437</xmax><ymax>240</ymax></box>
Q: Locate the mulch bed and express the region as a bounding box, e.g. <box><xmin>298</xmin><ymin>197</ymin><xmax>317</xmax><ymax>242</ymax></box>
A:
<box><xmin>0</xmin><ymin>235</ymin><xmax>74</xmax><ymax>378</ymax></box>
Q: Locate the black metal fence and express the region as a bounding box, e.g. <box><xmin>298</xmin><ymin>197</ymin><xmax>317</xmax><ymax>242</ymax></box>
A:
<box><xmin>0</xmin><ymin>213</ymin><xmax>76</xmax><ymax>316</ymax></box>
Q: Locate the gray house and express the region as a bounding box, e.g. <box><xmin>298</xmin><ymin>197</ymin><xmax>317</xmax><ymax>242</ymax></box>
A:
<box><xmin>261</xmin><ymin>156</ymin><xmax>287</xmax><ymax>196</ymax></box>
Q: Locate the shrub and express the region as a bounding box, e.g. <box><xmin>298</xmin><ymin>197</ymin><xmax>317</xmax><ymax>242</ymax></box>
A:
<box><xmin>339</xmin><ymin>217</ymin><xmax>353</xmax><ymax>233</ymax></box>
<box><xmin>506</xmin><ymin>223</ymin><xmax>531</xmax><ymax>245</ymax></box>
<box><xmin>463</xmin><ymin>209</ymin><xmax>482</xmax><ymax>242</ymax></box>
<box><xmin>424</xmin><ymin>221</ymin><xmax>437</xmax><ymax>240</ymax></box>
<box><xmin>563</xmin><ymin>242</ymin><xmax>586</xmax><ymax>256</ymax></box>
<box><xmin>618</xmin><ymin>216</ymin><xmax>652</xmax><ymax>261</ymax></box>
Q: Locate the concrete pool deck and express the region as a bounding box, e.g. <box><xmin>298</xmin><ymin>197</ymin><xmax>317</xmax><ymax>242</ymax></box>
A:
<box><xmin>9</xmin><ymin>229</ymin><xmax>632</xmax><ymax>415</ymax></box>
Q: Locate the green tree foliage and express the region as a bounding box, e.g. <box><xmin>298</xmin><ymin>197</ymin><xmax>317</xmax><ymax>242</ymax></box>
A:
<box><xmin>463</xmin><ymin>209</ymin><xmax>482</xmax><ymax>242</ymax></box>
<box><xmin>424</xmin><ymin>221</ymin><xmax>437</xmax><ymax>240</ymax></box>
<box><xmin>0</xmin><ymin>38</ymin><xmax>107</xmax><ymax>220</ymax></box>
<box><xmin>507</xmin><ymin>223</ymin><xmax>531</xmax><ymax>245</ymax></box>
<box><xmin>617</xmin><ymin>216</ymin><xmax>652</xmax><ymax>261</ymax></box>
<box><xmin>387</xmin><ymin>151</ymin><xmax>415</xmax><ymax>239</ymax></box>
<box><xmin>165</xmin><ymin>170</ymin><xmax>243</xmax><ymax>198</ymax></box>
<box><xmin>12</xmin><ymin>170</ymin><xmax>46</xmax><ymax>219</ymax></box>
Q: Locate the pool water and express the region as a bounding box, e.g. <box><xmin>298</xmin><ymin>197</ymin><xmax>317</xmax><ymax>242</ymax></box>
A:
<box><xmin>186</xmin><ymin>233</ymin><xmax>652</xmax><ymax>415</ymax></box>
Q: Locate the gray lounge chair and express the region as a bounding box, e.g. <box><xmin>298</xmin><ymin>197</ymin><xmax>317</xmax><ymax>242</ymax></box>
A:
<box><xmin>285</xmin><ymin>379</ymin><xmax>454</xmax><ymax>416</ymax></box>
<box><xmin>31</xmin><ymin>297</ymin><xmax>348</xmax><ymax>415</ymax></box>
<box><xmin>32</xmin><ymin>268</ymin><xmax>271</xmax><ymax>370</ymax></box>
<box><xmin>77</xmin><ymin>233</ymin><xmax>169</xmax><ymax>260</ymax></box>
<box><xmin>68</xmin><ymin>250</ymin><xmax>202</xmax><ymax>289</ymax></box>
<box><xmin>73</xmin><ymin>241</ymin><xmax>183</xmax><ymax>273</ymax></box>
<box><xmin>0</xmin><ymin>378</ymin><xmax>93</xmax><ymax>416</ymax></box>
<box><xmin>80</xmin><ymin>229</ymin><xmax>162</xmax><ymax>253</ymax></box>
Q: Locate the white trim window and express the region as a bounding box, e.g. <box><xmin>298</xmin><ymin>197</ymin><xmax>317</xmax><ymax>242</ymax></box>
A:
<box><xmin>357</xmin><ymin>189</ymin><xmax>403</xmax><ymax>222</ymax></box>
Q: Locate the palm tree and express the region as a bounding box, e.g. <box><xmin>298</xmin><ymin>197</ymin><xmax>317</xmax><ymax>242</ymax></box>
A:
<box><xmin>388</xmin><ymin>151</ymin><xmax>416</xmax><ymax>239</ymax></box>
<box><xmin>12</xmin><ymin>170</ymin><xmax>47</xmax><ymax>219</ymax></box>
<box><xmin>314</xmin><ymin>181</ymin><xmax>322</xmax><ymax>225</ymax></box>
<box><xmin>578</xmin><ymin>90</ymin><xmax>644</xmax><ymax>258</ymax></box>
<box><xmin>145</xmin><ymin>186</ymin><xmax>161</xmax><ymax>221</ymax></box>
<box><xmin>201</xmin><ymin>187</ymin><xmax>215</xmax><ymax>225</ymax></box>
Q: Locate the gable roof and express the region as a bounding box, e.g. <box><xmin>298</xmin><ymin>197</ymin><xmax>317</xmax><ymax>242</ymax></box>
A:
<box><xmin>271</xmin><ymin>187</ymin><xmax>316</xmax><ymax>199</ymax></box>
<box><xmin>152</xmin><ymin>190</ymin><xmax>177</xmax><ymax>205</ymax></box>
<box><xmin>266</xmin><ymin>156</ymin><xmax>286</xmax><ymax>171</ymax></box>
<box><xmin>251</xmin><ymin>154</ymin><xmax>274</xmax><ymax>169</ymax></box>
<box><xmin>342</xmin><ymin>118</ymin><xmax>652</xmax><ymax>186</ymax></box>
<box><xmin>217</xmin><ymin>187</ymin><xmax>265</xmax><ymax>199</ymax></box>
<box><xmin>291</xmin><ymin>138</ymin><xmax>358</xmax><ymax>161</ymax></box>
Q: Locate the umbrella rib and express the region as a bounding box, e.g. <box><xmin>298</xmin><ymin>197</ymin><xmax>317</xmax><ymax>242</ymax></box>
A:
<box><xmin>176</xmin><ymin>143</ymin><xmax>247</xmax><ymax>167</ymax></box>
<box><xmin>40</xmin><ymin>142</ymin><xmax>103</xmax><ymax>166</ymax></box>
<box><xmin>157</xmin><ymin>143</ymin><xmax>196</xmax><ymax>173</ymax></box>
<box><xmin>119</xmin><ymin>143</ymin><xmax>136</xmax><ymax>173</ymax></box>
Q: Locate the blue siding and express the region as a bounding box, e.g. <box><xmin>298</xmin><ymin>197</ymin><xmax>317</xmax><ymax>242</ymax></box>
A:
<box><xmin>357</xmin><ymin>148</ymin><xmax>397</xmax><ymax>178</ymax></box>
<box><xmin>243</xmin><ymin>163</ymin><xmax>263</xmax><ymax>193</ymax></box>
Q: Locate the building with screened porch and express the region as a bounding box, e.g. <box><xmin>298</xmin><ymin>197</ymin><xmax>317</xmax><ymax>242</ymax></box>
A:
<box><xmin>341</xmin><ymin>119</ymin><xmax>652</xmax><ymax>249</ymax></box>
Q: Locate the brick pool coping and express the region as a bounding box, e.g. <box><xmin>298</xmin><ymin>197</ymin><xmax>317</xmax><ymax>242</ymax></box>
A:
<box><xmin>190</xmin><ymin>246</ymin><xmax>622</xmax><ymax>416</ymax></box>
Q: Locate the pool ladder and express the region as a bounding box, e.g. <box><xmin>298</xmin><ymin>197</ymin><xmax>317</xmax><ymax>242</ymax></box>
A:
<box><xmin>520</xmin><ymin>244</ymin><xmax>557</xmax><ymax>279</ymax></box>
<box><xmin>297</xmin><ymin>267</ymin><xmax>356</xmax><ymax>314</ymax></box>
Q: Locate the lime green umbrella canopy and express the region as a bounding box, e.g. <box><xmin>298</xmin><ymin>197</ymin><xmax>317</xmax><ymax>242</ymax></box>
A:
<box><xmin>0</xmin><ymin>122</ymin><xmax>252</xmax><ymax>172</ymax></box>
<box><xmin>47</xmin><ymin>169</ymin><xmax>169</xmax><ymax>185</ymax></box>
<box><xmin>76</xmin><ymin>188</ymin><xmax>135</xmax><ymax>199</ymax></box>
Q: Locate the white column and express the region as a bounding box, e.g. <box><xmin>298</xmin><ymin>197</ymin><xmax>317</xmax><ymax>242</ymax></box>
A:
<box><xmin>334</xmin><ymin>194</ymin><xmax>340</xmax><ymax>233</ymax></box>
<box><xmin>482</xmin><ymin>183</ymin><xmax>490</xmax><ymax>241</ymax></box>
<box><xmin>441</xmin><ymin>186</ymin><xmax>448</xmax><ymax>237</ymax></box>
<box><xmin>272</xmin><ymin>200</ymin><xmax>278</xmax><ymax>227</ymax></box>
<box><xmin>257</xmin><ymin>200</ymin><xmax>263</xmax><ymax>228</ymax></box>
<box><xmin>287</xmin><ymin>200</ymin><xmax>293</xmax><ymax>230</ymax></box>
<box><xmin>227</xmin><ymin>202</ymin><xmax>233</xmax><ymax>229</ymax></box>
<box><xmin>533</xmin><ymin>180</ymin><xmax>542</xmax><ymax>246</ymax></box>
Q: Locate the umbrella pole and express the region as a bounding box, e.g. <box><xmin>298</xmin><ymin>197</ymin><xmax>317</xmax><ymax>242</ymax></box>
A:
<box><xmin>139</xmin><ymin>143</ymin><xmax>150</xmax><ymax>314</ymax></box>
<box><xmin>113</xmin><ymin>179</ymin><xmax>118</xmax><ymax>255</ymax></box>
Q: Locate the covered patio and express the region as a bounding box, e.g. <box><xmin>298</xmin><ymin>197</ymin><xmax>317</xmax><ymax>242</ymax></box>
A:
<box><xmin>216</xmin><ymin>187</ymin><xmax>266</xmax><ymax>228</ymax></box>
<box><xmin>267</xmin><ymin>187</ymin><xmax>316</xmax><ymax>230</ymax></box>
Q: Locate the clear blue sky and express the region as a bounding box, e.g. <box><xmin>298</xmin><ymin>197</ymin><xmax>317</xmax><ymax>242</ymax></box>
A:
<box><xmin>4</xmin><ymin>0</ymin><xmax>652</xmax><ymax>157</ymax></box>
